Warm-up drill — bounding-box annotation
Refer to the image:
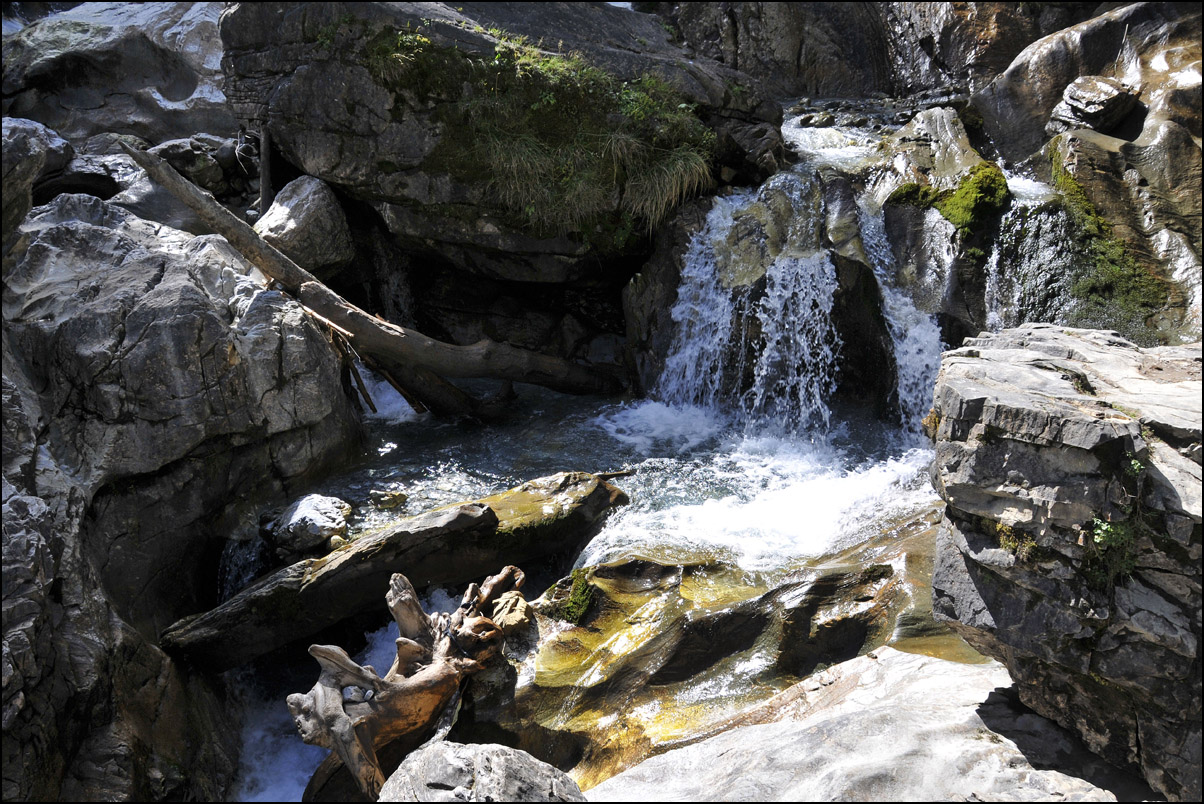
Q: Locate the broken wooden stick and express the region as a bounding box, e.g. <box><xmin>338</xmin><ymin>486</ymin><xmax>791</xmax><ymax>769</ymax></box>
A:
<box><xmin>286</xmin><ymin>568</ymin><xmax>526</xmax><ymax>800</ymax></box>
<box><xmin>118</xmin><ymin>143</ymin><xmax>625</xmax><ymax>418</ymax></box>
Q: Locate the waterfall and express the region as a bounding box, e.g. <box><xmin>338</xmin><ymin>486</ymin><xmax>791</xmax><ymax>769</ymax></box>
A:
<box><xmin>858</xmin><ymin>201</ymin><xmax>944</xmax><ymax>429</ymax></box>
<box><xmin>656</xmin><ymin>183</ymin><xmax>841</xmax><ymax>434</ymax></box>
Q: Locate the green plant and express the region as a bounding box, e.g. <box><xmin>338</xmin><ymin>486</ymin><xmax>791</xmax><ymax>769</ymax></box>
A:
<box><xmin>1048</xmin><ymin>137</ymin><xmax>1170</xmax><ymax>342</ymax></box>
<box><xmin>996</xmin><ymin>523</ymin><xmax>1038</xmax><ymax>561</ymax></box>
<box><xmin>370</xmin><ymin>24</ymin><xmax>715</xmax><ymax>245</ymax></box>
<box><xmin>1084</xmin><ymin>516</ymin><xmax>1137</xmax><ymax>588</ymax></box>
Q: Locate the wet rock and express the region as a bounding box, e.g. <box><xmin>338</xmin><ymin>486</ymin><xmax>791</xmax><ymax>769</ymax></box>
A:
<box><xmin>380</xmin><ymin>741</ymin><xmax>585</xmax><ymax>802</ymax></box>
<box><xmin>929</xmin><ymin>324</ymin><xmax>1202</xmax><ymax>801</ymax></box>
<box><xmin>456</xmin><ymin>554</ymin><xmax>910</xmax><ymax>789</ymax></box>
<box><xmin>585</xmin><ymin>647</ymin><xmax>1156</xmax><ymax>802</ymax></box>
<box><xmin>269</xmin><ymin>493</ymin><xmax>352</xmax><ymax>558</ymax></box>
<box><xmin>1</xmin><ymin>2</ymin><xmax>236</xmax><ymax>144</ymax></box>
<box><xmin>149</xmin><ymin>135</ymin><xmax>228</xmax><ymax>194</ymax></box>
<box><xmin>254</xmin><ymin>175</ymin><xmax>355</xmax><ymax>277</ymax></box>
<box><xmin>972</xmin><ymin>2</ymin><xmax>1200</xmax><ymax>164</ymax></box>
<box><xmin>1046</xmin><ymin>75</ymin><xmax>1141</xmax><ymax>137</ymax></box>
<box><xmin>160</xmin><ymin>472</ymin><xmax>629</xmax><ymax>671</ymax></box>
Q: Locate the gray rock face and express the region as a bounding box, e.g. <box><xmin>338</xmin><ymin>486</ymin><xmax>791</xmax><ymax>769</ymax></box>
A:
<box><xmin>2</xmin><ymin>193</ymin><xmax>359</xmax><ymax>799</ymax></box>
<box><xmin>254</xmin><ymin>175</ymin><xmax>355</xmax><ymax>277</ymax></box>
<box><xmin>973</xmin><ymin>2</ymin><xmax>1201</xmax><ymax>164</ymax></box>
<box><xmin>219</xmin><ymin>2</ymin><xmax>782</xmax><ymax>283</ymax></box>
<box><xmin>586</xmin><ymin>647</ymin><xmax>1152</xmax><ymax>802</ymax></box>
<box><xmin>1</xmin><ymin>2</ymin><xmax>236</xmax><ymax>144</ymax></box>
<box><xmin>1046</xmin><ymin>75</ymin><xmax>1141</xmax><ymax>136</ymax></box>
<box><xmin>380</xmin><ymin>741</ymin><xmax>585</xmax><ymax>802</ymax></box>
<box><xmin>929</xmin><ymin>324</ymin><xmax>1202</xmax><ymax>801</ymax></box>
<box><xmin>1</xmin><ymin>117</ymin><xmax>73</xmax><ymax>252</ymax></box>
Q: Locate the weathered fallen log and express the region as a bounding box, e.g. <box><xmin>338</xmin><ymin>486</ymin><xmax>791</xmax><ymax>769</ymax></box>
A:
<box><xmin>287</xmin><ymin>567</ymin><xmax>525</xmax><ymax>800</ymax></box>
<box><xmin>118</xmin><ymin>143</ymin><xmax>625</xmax><ymax>416</ymax></box>
<box><xmin>160</xmin><ymin>473</ymin><xmax>628</xmax><ymax>671</ymax></box>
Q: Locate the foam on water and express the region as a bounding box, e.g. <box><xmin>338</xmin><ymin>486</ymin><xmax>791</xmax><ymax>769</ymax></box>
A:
<box><xmin>359</xmin><ymin>364</ymin><xmax>427</xmax><ymax>423</ymax></box>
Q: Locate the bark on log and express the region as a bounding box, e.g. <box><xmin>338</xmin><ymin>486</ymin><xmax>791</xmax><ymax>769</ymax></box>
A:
<box><xmin>117</xmin><ymin>143</ymin><xmax>625</xmax><ymax>415</ymax></box>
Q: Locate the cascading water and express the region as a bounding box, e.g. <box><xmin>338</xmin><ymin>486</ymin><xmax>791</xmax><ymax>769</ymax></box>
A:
<box><xmin>231</xmin><ymin>102</ymin><xmax>956</xmax><ymax>801</ymax></box>
<box><xmin>656</xmin><ymin>187</ymin><xmax>842</xmax><ymax>433</ymax></box>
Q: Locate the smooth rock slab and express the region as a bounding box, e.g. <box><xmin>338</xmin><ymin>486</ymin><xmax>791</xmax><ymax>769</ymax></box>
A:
<box><xmin>586</xmin><ymin>647</ymin><xmax>1153</xmax><ymax>802</ymax></box>
<box><xmin>380</xmin><ymin>741</ymin><xmax>585</xmax><ymax>802</ymax></box>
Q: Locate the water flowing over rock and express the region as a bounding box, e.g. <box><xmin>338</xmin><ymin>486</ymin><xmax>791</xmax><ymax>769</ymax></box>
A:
<box><xmin>1</xmin><ymin>2</ymin><xmax>236</xmax><ymax>144</ymax></box>
<box><xmin>929</xmin><ymin>324</ymin><xmax>1202</xmax><ymax>801</ymax></box>
<box><xmin>585</xmin><ymin>646</ymin><xmax>1152</xmax><ymax>801</ymax></box>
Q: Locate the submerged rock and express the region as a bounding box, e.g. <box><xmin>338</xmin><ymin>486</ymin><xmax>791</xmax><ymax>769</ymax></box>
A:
<box><xmin>585</xmin><ymin>647</ymin><xmax>1154</xmax><ymax>801</ymax></box>
<box><xmin>929</xmin><ymin>324</ymin><xmax>1202</xmax><ymax>801</ymax></box>
<box><xmin>380</xmin><ymin>741</ymin><xmax>585</xmax><ymax>803</ymax></box>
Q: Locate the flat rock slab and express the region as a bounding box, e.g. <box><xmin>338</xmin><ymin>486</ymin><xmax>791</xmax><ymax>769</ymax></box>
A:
<box><xmin>585</xmin><ymin>647</ymin><xmax>1154</xmax><ymax>802</ymax></box>
<box><xmin>161</xmin><ymin>472</ymin><xmax>627</xmax><ymax>671</ymax></box>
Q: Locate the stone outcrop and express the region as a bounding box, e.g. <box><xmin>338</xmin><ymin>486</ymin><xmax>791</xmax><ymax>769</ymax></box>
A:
<box><xmin>1</xmin><ymin>2</ymin><xmax>236</xmax><ymax>145</ymax></box>
<box><xmin>2</xmin><ymin>192</ymin><xmax>359</xmax><ymax>799</ymax></box>
<box><xmin>929</xmin><ymin>324</ymin><xmax>1202</xmax><ymax>801</ymax></box>
<box><xmin>1</xmin><ymin>117</ymin><xmax>72</xmax><ymax>253</ymax></box>
<box><xmin>218</xmin><ymin>1</ymin><xmax>783</xmax><ymax>300</ymax></box>
<box><xmin>973</xmin><ymin>2</ymin><xmax>1201</xmax><ymax>164</ymax></box>
<box><xmin>160</xmin><ymin>472</ymin><xmax>629</xmax><ymax>671</ymax></box>
<box><xmin>585</xmin><ymin>647</ymin><xmax>1155</xmax><ymax>801</ymax></box>
<box><xmin>381</xmin><ymin>741</ymin><xmax>585</xmax><ymax>803</ymax></box>
<box><xmin>643</xmin><ymin>3</ymin><xmax>1097</xmax><ymax>99</ymax></box>
<box><xmin>1046</xmin><ymin>75</ymin><xmax>1141</xmax><ymax>137</ymax></box>
<box><xmin>254</xmin><ymin>175</ymin><xmax>355</xmax><ymax>278</ymax></box>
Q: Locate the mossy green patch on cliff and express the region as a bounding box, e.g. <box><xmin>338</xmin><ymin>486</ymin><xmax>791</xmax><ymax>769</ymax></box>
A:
<box><xmin>1048</xmin><ymin>137</ymin><xmax>1170</xmax><ymax>342</ymax></box>
<box><xmin>934</xmin><ymin>162</ymin><xmax>1009</xmax><ymax>235</ymax></box>
<box><xmin>364</xmin><ymin>23</ymin><xmax>715</xmax><ymax>248</ymax></box>
<box><xmin>886</xmin><ymin>162</ymin><xmax>1009</xmax><ymax>238</ymax></box>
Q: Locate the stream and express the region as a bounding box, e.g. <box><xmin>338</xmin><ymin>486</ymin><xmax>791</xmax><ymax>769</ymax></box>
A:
<box><xmin>231</xmin><ymin>98</ymin><xmax>1063</xmax><ymax>800</ymax></box>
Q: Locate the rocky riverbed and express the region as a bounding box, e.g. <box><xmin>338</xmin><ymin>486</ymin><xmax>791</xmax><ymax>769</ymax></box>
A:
<box><xmin>4</xmin><ymin>2</ymin><xmax>1201</xmax><ymax>802</ymax></box>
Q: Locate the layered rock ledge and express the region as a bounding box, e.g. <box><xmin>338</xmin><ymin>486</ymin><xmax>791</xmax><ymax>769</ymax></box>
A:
<box><xmin>929</xmin><ymin>323</ymin><xmax>1202</xmax><ymax>801</ymax></box>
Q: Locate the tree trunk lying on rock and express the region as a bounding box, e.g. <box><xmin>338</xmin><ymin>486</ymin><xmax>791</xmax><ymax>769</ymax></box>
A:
<box><xmin>286</xmin><ymin>567</ymin><xmax>525</xmax><ymax>801</ymax></box>
<box><xmin>118</xmin><ymin>143</ymin><xmax>625</xmax><ymax>418</ymax></box>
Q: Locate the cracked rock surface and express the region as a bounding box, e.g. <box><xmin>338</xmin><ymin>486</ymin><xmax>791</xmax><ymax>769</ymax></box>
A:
<box><xmin>929</xmin><ymin>323</ymin><xmax>1202</xmax><ymax>801</ymax></box>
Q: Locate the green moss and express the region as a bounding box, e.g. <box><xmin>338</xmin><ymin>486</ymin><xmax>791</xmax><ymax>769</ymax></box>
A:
<box><xmin>995</xmin><ymin>523</ymin><xmax>1038</xmax><ymax>562</ymax></box>
<box><xmin>367</xmin><ymin>23</ymin><xmax>715</xmax><ymax>245</ymax></box>
<box><xmin>548</xmin><ymin>568</ymin><xmax>595</xmax><ymax>624</ymax></box>
<box><xmin>887</xmin><ymin>182</ymin><xmax>943</xmax><ymax>208</ymax></box>
<box><xmin>1048</xmin><ymin>138</ymin><xmax>1170</xmax><ymax>341</ymax></box>
<box><xmin>886</xmin><ymin>162</ymin><xmax>1009</xmax><ymax>238</ymax></box>
<box><xmin>933</xmin><ymin>162</ymin><xmax>1009</xmax><ymax>236</ymax></box>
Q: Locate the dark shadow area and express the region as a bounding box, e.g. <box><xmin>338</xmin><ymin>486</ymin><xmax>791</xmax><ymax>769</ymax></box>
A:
<box><xmin>975</xmin><ymin>685</ymin><xmax>1164</xmax><ymax>801</ymax></box>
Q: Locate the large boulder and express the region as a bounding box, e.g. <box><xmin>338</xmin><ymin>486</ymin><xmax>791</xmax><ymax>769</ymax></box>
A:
<box><xmin>380</xmin><ymin>741</ymin><xmax>585</xmax><ymax>803</ymax></box>
<box><xmin>972</xmin><ymin>2</ymin><xmax>1201</xmax><ymax>165</ymax></box>
<box><xmin>219</xmin><ymin>2</ymin><xmax>783</xmax><ymax>285</ymax></box>
<box><xmin>254</xmin><ymin>175</ymin><xmax>355</xmax><ymax>277</ymax></box>
<box><xmin>929</xmin><ymin>324</ymin><xmax>1202</xmax><ymax>801</ymax></box>
<box><xmin>1</xmin><ymin>117</ymin><xmax>72</xmax><ymax>252</ymax></box>
<box><xmin>584</xmin><ymin>647</ymin><xmax>1154</xmax><ymax>801</ymax></box>
<box><xmin>2</xmin><ymin>193</ymin><xmax>359</xmax><ymax>798</ymax></box>
<box><xmin>1</xmin><ymin>2</ymin><xmax>237</xmax><ymax>144</ymax></box>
